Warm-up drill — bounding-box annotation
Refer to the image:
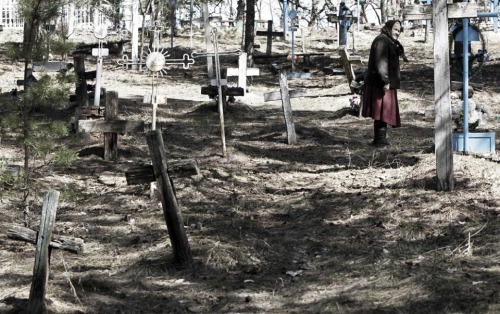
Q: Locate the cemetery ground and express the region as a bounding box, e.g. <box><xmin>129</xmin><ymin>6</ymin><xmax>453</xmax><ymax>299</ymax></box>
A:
<box><xmin>1</xmin><ymin>25</ymin><xmax>500</xmax><ymax>313</ymax></box>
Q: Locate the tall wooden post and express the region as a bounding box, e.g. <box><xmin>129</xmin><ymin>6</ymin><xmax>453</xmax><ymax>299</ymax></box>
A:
<box><xmin>203</xmin><ymin>2</ymin><xmax>214</xmax><ymax>78</ymax></box>
<box><xmin>131</xmin><ymin>0</ymin><xmax>139</xmax><ymax>70</ymax></box>
<box><xmin>146</xmin><ymin>130</ymin><xmax>192</xmax><ymax>264</ymax></box>
<box><xmin>104</xmin><ymin>91</ymin><xmax>119</xmax><ymax>161</ymax></box>
<box><xmin>433</xmin><ymin>0</ymin><xmax>454</xmax><ymax>191</ymax></box>
<box><xmin>27</xmin><ymin>190</ymin><xmax>60</xmax><ymax>314</ymax></box>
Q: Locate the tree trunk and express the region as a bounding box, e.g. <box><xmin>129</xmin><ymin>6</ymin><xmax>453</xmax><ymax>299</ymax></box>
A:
<box><xmin>236</xmin><ymin>0</ymin><xmax>245</xmax><ymax>22</ymax></box>
<box><xmin>309</xmin><ymin>0</ymin><xmax>320</xmax><ymax>27</ymax></box>
<box><xmin>245</xmin><ymin>0</ymin><xmax>256</xmax><ymax>66</ymax></box>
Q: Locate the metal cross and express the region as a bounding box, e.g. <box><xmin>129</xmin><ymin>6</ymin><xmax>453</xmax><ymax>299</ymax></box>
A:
<box><xmin>92</xmin><ymin>10</ymin><xmax>108</xmax><ymax>108</ymax></box>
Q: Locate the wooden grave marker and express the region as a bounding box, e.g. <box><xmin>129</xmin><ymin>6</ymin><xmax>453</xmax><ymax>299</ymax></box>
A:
<box><xmin>77</xmin><ymin>91</ymin><xmax>145</xmax><ymax>161</ymax></box>
<box><xmin>403</xmin><ymin>0</ymin><xmax>493</xmax><ymax>190</ymax></box>
<box><xmin>126</xmin><ymin>130</ymin><xmax>195</xmax><ymax>264</ymax></box>
<box><xmin>256</xmin><ymin>20</ymin><xmax>284</xmax><ymax>56</ymax></box>
<box><xmin>5</xmin><ymin>190</ymin><xmax>84</xmax><ymax>313</ymax></box>
<box><xmin>226</xmin><ymin>52</ymin><xmax>260</xmax><ymax>92</ymax></box>
<box><xmin>264</xmin><ymin>70</ymin><xmax>306</xmax><ymax>145</ymax></box>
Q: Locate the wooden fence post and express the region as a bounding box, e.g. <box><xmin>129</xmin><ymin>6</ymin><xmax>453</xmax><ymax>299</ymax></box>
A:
<box><xmin>27</xmin><ymin>190</ymin><xmax>60</xmax><ymax>314</ymax></box>
<box><xmin>146</xmin><ymin>130</ymin><xmax>192</xmax><ymax>264</ymax></box>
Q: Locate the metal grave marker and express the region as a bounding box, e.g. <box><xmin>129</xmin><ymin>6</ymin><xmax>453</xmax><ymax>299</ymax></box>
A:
<box><xmin>92</xmin><ymin>22</ymin><xmax>109</xmax><ymax>108</ymax></box>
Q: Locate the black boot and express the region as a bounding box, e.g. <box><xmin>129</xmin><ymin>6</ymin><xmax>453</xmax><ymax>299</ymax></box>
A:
<box><xmin>373</xmin><ymin>120</ymin><xmax>391</xmax><ymax>146</ymax></box>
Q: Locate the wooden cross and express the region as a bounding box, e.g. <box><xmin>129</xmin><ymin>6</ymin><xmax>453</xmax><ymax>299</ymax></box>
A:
<box><xmin>256</xmin><ymin>20</ymin><xmax>284</xmax><ymax>56</ymax></box>
<box><xmin>226</xmin><ymin>52</ymin><xmax>260</xmax><ymax>92</ymax></box>
<box><xmin>77</xmin><ymin>91</ymin><xmax>145</xmax><ymax>161</ymax></box>
<box><xmin>264</xmin><ymin>70</ymin><xmax>307</xmax><ymax>145</ymax></box>
<box><xmin>5</xmin><ymin>191</ymin><xmax>84</xmax><ymax>313</ymax></box>
<box><xmin>403</xmin><ymin>0</ymin><xmax>491</xmax><ymax>190</ymax></box>
<box><xmin>125</xmin><ymin>130</ymin><xmax>195</xmax><ymax>264</ymax></box>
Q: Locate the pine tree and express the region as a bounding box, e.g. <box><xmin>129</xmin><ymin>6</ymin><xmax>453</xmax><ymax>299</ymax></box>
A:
<box><xmin>4</xmin><ymin>0</ymin><xmax>76</xmax><ymax>227</ymax></box>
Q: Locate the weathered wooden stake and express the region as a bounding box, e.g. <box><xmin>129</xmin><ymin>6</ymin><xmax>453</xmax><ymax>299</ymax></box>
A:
<box><xmin>339</xmin><ymin>48</ymin><xmax>357</xmax><ymax>94</ymax></box>
<box><xmin>104</xmin><ymin>91</ymin><xmax>119</xmax><ymax>161</ymax></box>
<box><xmin>278</xmin><ymin>71</ymin><xmax>297</xmax><ymax>145</ymax></box>
<box><xmin>27</xmin><ymin>190</ymin><xmax>60</xmax><ymax>314</ymax></box>
<box><xmin>264</xmin><ymin>70</ymin><xmax>305</xmax><ymax>145</ymax></box>
<box><xmin>146</xmin><ymin>130</ymin><xmax>192</xmax><ymax>264</ymax></box>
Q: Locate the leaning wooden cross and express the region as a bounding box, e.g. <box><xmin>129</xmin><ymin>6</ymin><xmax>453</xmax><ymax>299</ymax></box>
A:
<box><xmin>125</xmin><ymin>130</ymin><xmax>197</xmax><ymax>264</ymax></box>
<box><xmin>264</xmin><ymin>70</ymin><xmax>307</xmax><ymax>145</ymax></box>
<box><xmin>6</xmin><ymin>190</ymin><xmax>84</xmax><ymax>313</ymax></box>
<box><xmin>77</xmin><ymin>91</ymin><xmax>145</xmax><ymax>161</ymax></box>
<box><xmin>403</xmin><ymin>0</ymin><xmax>480</xmax><ymax>191</ymax></box>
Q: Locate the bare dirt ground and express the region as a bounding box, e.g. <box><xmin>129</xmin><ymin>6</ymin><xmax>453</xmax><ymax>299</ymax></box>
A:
<box><xmin>1</xmin><ymin>22</ymin><xmax>500</xmax><ymax>313</ymax></box>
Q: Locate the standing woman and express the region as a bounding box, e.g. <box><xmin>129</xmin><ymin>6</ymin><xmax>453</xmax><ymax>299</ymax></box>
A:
<box><xmin>362</xmin><ymin>20</ymin><xmax>408</xmax><ymax>146</ymax></box>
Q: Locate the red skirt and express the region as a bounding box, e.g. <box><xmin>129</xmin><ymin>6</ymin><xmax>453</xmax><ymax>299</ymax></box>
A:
<box><xmin>362</xmin><ymin>84</ymin><xmax>401</xmax><ymax>127</ymax></box>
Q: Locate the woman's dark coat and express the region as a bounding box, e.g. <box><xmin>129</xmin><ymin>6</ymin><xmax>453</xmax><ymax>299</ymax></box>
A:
<box><xmin>364</xmin><ymin>32</ymin><xmax>401</xmax><ymax>89</ymax></box>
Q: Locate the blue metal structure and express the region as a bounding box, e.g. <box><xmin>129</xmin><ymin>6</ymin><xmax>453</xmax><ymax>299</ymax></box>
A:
<box><xmin>455</xmin><ymin>4</ymin><xmax>498</xmax><ymax>153</ymax></box>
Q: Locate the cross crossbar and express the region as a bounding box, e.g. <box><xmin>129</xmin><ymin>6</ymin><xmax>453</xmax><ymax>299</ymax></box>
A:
<box><xmin>403</xmin><ymin>3</ymin><xmax>479</xmax><ymax>20</ymax></box>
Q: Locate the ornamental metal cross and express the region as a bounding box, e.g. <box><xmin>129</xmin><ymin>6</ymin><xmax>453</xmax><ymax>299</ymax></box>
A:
<box><xmin>143</xmin><ymin>22</ymin><xmax>195</xmax><ymax>130</ymax></box>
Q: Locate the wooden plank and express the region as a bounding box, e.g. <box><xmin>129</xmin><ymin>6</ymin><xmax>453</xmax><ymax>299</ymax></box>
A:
<box><xmin>33</xmin><ymin>61</ymin><xmax>70</xmax><ymax>72</ymax></box>
<box><xmin>403</xmin><ymin>3</ymin><xmax>478</xmax><ymax>20</ymax></box>
<box><xmin>286</xmin><ymin>72</ymin><xmax>311</xmax><ymax>78</ymax></box>
<box><xmin>227</xmin><ymin>67</ymin><xmax>260</xmax><ymax>77</ymax></box>
<box><xmin>339</xmin><ymin>48</ymin><xmax>356</xmax><ymax>93</ymax></box>
<box><xmin>433</xmin><ymin>0</ymin><xmax>454</xmax><ymax>191</ymax></box>
<box><xmin>125</xmin><ymin>159</ymin><xmax>200</xmax><ymax>185</ymax></box>
<box><xmin>27</xmin><ymin>190</ymin><xmax>59</xmax><ymax>314</ymax></box>
<box><xmin>264</xmin><ymin>88</ymin><xmax>307</xmax><ymax>102</ymax></box>
<box><xmin>7</xmin><ymin>225</ymin><xmax>84</xmax><ymax>254</ymax></box>
<box><xmin>78</xmin><ymin>120</ymin><xmax>145</xmax><ymax>133</ymax></box>
<box><xmin>279</xmin><ymin>71</ymin><xmax>297</xmax><ymax>145</ymax></box>
<box><xmin>255</xmin><ymin>31</ymin><xmax>284</xmax><ymax>37</ymax></box>
<box><xmin>146</xmin><ymin>130</ymin><xmax>192</xmax><ymax>264</ymax></box>
<box><xmin>104</xmin><ymin>91</ymin><xmax>119</xmax><ymax>161</ymax></box>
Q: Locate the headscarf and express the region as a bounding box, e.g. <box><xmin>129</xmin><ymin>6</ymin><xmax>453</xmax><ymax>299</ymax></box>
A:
<box><xmin>381</xmin><ymin>20</ymin><xmax>409</xmax><ymax>62</ymax></box>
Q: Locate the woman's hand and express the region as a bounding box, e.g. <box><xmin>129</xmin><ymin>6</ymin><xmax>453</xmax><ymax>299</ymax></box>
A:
<box><xmin>383</xmin><ymin>84</ymin><xmax>390</xmax><ymax>91</ymax></box>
